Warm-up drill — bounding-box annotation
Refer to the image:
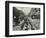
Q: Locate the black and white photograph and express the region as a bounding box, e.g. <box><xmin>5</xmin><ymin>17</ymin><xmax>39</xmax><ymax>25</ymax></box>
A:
<box><xmin>5</xmin><ymin>1</ymin><xmax>45</xmax><ymax>37</ymax></box>
<box><xmin>13</xmin><ymin>7</ymin><xmax>40</xmax><ymax>31</ymax></box>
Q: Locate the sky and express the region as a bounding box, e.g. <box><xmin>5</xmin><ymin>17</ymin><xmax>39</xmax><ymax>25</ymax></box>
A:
<box><xmin>16</xmin><ymin>7</ymin><xmax>31</xmax><ymax>15</ymax></box>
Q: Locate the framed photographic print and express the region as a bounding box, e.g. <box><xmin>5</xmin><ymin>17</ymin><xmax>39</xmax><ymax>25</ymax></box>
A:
<box><xmin>5</xmin><ymin>1</ymin><xmax>45</xmax><ymax>37</ymax></box>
